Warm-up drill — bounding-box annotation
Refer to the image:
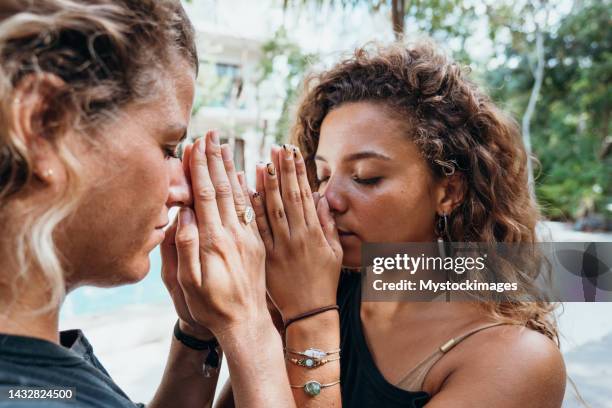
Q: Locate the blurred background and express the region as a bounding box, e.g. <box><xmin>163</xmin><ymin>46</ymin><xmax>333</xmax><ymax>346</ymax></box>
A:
<box><xmin>59</xmin><ymin>0</ymin><xmax>611</xmax><ymax>407</ymax></box>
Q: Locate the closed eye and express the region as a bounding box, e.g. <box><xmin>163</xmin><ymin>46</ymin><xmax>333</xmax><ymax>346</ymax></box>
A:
<box><xmin>163</xmin><ymin>145</ymin><xmax>181</xmax><ymax>160</ymax></box>
<box><xmin>353</xmin><ymin>176</ymin><xmax>381</xmax><ymax>186</ymax></box>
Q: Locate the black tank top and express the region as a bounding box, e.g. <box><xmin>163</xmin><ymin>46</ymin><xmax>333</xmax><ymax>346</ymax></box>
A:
<box><xmin>338</xmin><ymin>271</ymin><xmax>431</xmax><ymax>408</ymax></box>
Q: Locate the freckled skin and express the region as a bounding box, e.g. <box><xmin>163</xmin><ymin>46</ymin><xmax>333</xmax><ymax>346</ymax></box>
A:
<box><xmin>57</xmin><ymin>59</ymin><xmax>195</xmax><ymax>290</ymax></box>
<box><xmin>316</xmin><ymin>102</ymin><xmax>442</xmax><ymax>267</ymax></box>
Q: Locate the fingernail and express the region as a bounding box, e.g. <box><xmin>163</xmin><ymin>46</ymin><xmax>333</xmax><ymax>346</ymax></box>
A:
<box><xmin>292</xmin><ymin>147</ymin><xmax>298</xmax><ymax>159</ymax></box>
<box><xmin>221</xmin><ymin>144</ymin><xmax>232</xmax><ymax>161</ymax></box>
<box><xmin>211</xmin><ymin>131</ymin><xmax>220</xmax><ymax>145</ymax></box>
<box><xmin>252</xmin><ymin>191</ymin><xmax>261</xmax><ymax>201</ymax></box>
<box><xmin>266</xmin><ymin>162</ymin><xmax>276</xmax><ymax>176</ymax></box>
<box><xmin>283</xmin><ymin>144</ymin><xmax>293</xmax><ymax>159</ymax></box>
<box><xmin>180</xmin><ymin>207</ymin><xmax>193</xmax><ymax>224</ymax></box>
<box><xmin>196</xmin><ymin>137</ymin><xmax>205</xmax><ymax>154</ymax></box>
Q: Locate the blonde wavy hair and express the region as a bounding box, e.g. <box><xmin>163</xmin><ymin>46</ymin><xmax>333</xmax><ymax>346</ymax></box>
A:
<box><xmin>290</xmin><ymin>41</ymin><xmax>560</xmax><ymax>345</ymax></box>
<box><xmin>0</xmin><ymin>0</ymin><xmax>197</xmax><ymax>313</ymax></box>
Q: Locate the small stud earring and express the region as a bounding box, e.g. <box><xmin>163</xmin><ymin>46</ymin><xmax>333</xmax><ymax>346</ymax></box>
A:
<box><xmin>43</xmin><ymin>169</ymin><xmax>54</xmax><ymax>178</ymax></box>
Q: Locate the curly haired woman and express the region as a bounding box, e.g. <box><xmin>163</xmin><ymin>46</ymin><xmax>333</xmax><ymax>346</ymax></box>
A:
<box><xmin>0</xmin><ymin>1</ymin><xmax>295</xmax><ymax>407</ymax></box>
<box><xmin>243</xmin><ymin>40</ymin><xmax>567</xmax><ymax>408</ymax></box>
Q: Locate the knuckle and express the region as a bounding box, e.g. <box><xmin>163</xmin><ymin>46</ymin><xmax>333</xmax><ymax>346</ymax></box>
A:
<box><xmin>300</xmin><ymin>188</ymin><xmax>312</xmax><ymax>201</ymax></box>
<box><xmin>287</xmin><ymin>189</ymin><xmax>302</xmax><ymax>204</ymax></box>
<box><xmin>196</xmin><ymin>185</ymin><xmax>216</xmax><ymax>202</ymax></box>
<box><xmin>214</xmin><ymin>182</ymin><xmax>233</xmax><ymax>198</ymax></box>
<box><xmin>272</xmin><ymin>207</ymin><xmax>285</xmax><ymax>220</ymax></box>
<box><xmin>233</xmin><ymin>192</ymin><xmax>247</xmax><ymax>207</ymax></box>
<box><xmin>175</xmin><ymin>232</ymin><xmax>197</xmax><ymax>249</ymax></box>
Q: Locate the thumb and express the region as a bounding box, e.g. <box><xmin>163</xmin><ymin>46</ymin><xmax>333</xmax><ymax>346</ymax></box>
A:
<box><xmin>317</xmin><ymin>196</ymin><xmax>342</xmax><ymax>257</ymax></box>
<box><xmin>175</xmin><ymin>207</ymin><xmax>202</xmax><ymax>289</ymax></box>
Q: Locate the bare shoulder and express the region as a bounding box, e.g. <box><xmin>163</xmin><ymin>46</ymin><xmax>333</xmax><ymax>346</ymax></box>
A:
<box><xmin>427</xmin><ymin>325</ymin><xmax>567</xmax><ymax>408</ymax></box>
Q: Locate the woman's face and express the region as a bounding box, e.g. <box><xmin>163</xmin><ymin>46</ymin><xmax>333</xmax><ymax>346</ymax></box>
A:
<box><xmin>58</xmin><ymin>60</ymin><xmax>195</xmax><ymax>290</ymax></box>
<box><xmin>316</xmin><ymin>102</ymin><xmax>444</xmax><ymax>267</ymax></box>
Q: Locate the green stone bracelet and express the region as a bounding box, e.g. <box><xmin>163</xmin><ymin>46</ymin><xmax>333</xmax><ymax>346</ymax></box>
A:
<box><xmin>290</xmin><ymin>379</ymin><xmax>341</xmax><ymax>397</ymax></box>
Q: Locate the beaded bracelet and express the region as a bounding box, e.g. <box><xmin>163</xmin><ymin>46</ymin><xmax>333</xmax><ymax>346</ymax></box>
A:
<box><xmin>287</xmin><ymin>355</ymin><xmax>341</xmax><ymax>368</ymax></box>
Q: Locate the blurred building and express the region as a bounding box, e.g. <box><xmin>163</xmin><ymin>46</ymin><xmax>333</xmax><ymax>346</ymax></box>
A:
<box><xmin>184</xmin><ymin>0</ymin><xmax>281</xmax><ymax>182</ymax></box>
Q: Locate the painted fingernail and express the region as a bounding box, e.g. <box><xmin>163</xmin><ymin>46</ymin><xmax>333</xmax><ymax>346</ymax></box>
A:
<box><xmin>282</xmin><ymin>144</ymin><xmax>293</xmax><ymax>159</ymax></box>
<box><xmin>180</xmin><ymin>207</ymin><xmax>193</xmax><ymax>224</ymax></box>
<box><xmin>266</xmin><ymin>162</ymin><xmax>276</xmax><ymax>176</ymax></box>
<box><xmin>252</xmin><ymin>191</ymin><xmax>261</xmax><ymax>201</ymax></box>
<box><xmin>292</xmin><ymin>146</ymin><xmax>298</xmax><ymax>159</ymax></box>
<box><xmin>221</xmin><ymin>144</ymin><xmax>232</xmax><ymax>161</ymax></box>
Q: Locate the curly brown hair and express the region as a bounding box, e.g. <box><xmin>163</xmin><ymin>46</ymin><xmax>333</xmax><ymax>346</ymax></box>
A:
<box><xmin>290</xmin><ymin>40</ymin><xmax>559</xmax><ymax>344</ymax></box>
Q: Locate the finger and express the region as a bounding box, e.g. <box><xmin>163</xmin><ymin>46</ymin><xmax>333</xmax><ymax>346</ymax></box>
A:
<box><xmin>278</xmin><ymin>144</ymin><xmax>306</xmax><ymax>231</ymax></box>
<box><xmin>221</xmin><ymin>144</ymin><xmax>249</xmax><ymax>223</ymax></box>
<box><xmin>263</xmin><ymin>161</ymin><xmax>290</xmax><ymax>241</ymax></box>
<box><xmin>317</xmin><ymin>196</ymin><xmax>342</xmax><ymax>257</ymax></box>
<box><xmin>312</xmin><ymin>191</ymin><xmax>321</xmax><ymax>209</ymax></box>
<box><xmin>293</xmin><ymin>146</ymin><xmax>318</xmax><ymax>227</ymax></box>
<box><xmin>252</xmin><ymin>164</ymin><xmax>274</xmax><ymax>250</ymax></box>
<box><xmin>190</xmin><ymin>136</ymin><xmax>223</xmax><ymax>230</ymax></box>
<box><xmin>205</xmin><ymin>130</ymin><xmax>239</xmax><ymax>227</ymax></box>
<box><xmin>175</xmin><ymin>207</ymin><xmax>203</xmax><ymax>290</ymax></box>
<box><xmin>255</xmin><ymin>161</ymin><xmax>266</xmax><ymax>198</ymax></box>
<box><xmin>160</xmin><ymin>215</ymin><xmax>179</xmax><ymax>289</ymax></box>
<box><xmin>271</xmin><ymin>145</ymin><xmax>282</xmax><ymax>193</ymax></box>
<box><xmin>182</xmin><ymin>142</ymin><xmax>194</xmax><ymax>185</ymax></box>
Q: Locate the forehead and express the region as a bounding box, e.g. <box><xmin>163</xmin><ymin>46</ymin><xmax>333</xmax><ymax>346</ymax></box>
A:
<box><xmin>143</xmin><ymin>59</ymin><xmax>196</xmax><ymax>127</ymax></box>
<box><xmin>317</xmin><ymin>101</ymin><xmax>416</xmax><ymax>160</ymax></box>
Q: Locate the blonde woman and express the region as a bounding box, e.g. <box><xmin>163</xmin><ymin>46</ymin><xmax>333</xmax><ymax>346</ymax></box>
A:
<box><xmin>240</xmin><ymin>42</ymin><xmax>567</xmax><ymax>407</ymax></box>
<box><xmin>0</xmin><ymin>1</ymin><xmax>297</xmax><ymax>407</ymax></box>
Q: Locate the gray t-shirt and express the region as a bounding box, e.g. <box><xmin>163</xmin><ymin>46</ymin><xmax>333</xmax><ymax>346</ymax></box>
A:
<box><xmin>0</xmin><ymin>330</ymin><xmax>144</xmax><ymax>407</ymax></box>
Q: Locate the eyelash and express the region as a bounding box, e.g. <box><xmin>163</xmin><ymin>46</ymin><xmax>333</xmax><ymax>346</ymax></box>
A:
<box><xmin>316</xmin><ymin>176</ymin><xmax>382</xmax><ymax>186</ymax></box>
<box><xmin>163</xmin><ymin>145</ymin><xmax>181</xmax><ymax>160</ymax></box>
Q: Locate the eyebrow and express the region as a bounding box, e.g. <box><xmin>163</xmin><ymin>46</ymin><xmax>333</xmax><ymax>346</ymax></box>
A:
<box><xmin>315</xmin><ymin>151</ymin><xmax>392</xmax><ymax>163</ymax></box>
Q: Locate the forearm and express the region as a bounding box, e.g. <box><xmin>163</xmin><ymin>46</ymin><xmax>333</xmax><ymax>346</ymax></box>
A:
<box><xmin>219</xmin><ymin>317</ymin><xmax>295</xmax><ymax>408</ymax></box>
<box><xmin>285</xmin><ymin>310</ymin><xmax>342</xmax><ymax>407</ymax></box>
<box><xmin>149</xmin><ymin>328</ymin><xmax>220</xmax><ymax>408</ymax></box>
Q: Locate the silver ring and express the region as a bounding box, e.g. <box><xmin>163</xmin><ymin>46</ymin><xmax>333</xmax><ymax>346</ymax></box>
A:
<box><xmin>238</xmin><ymin>206</ymin><xmax>254</xmax><ymax>225</ymax></box>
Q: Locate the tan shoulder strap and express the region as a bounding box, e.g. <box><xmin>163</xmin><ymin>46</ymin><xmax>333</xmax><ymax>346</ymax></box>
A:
<box><xmin>395</xmin><ymin>322</ymin><xmax>513</xmax><ymax>391</ymax></box>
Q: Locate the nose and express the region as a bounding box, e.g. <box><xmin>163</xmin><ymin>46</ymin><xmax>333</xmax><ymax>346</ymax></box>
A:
<box><xmin>166</xmin><ymin>158</ymin><xmax>193</xmax><ymax>208</ymax></box>
<box><xmin>319</xmin><ymin>175</ymin><xmax>348</xmax><ymax>215</ymax></box>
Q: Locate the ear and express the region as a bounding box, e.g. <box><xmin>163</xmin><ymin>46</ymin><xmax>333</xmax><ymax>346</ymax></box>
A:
<box><xmin>11</xmin><ymin>73</ymin><xmax>69</xmax><ymax>187</ymax></box>
<box><xmin>434</xmin><ymin>172</ymin><xmax>466</xmax><ymax>216</ymax></box>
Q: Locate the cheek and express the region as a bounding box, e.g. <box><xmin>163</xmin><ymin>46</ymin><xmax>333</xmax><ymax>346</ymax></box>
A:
<box><xmin>356</xmin><ymin>183</ymin><xmax>436</xmax><ymax>241</ymax></box>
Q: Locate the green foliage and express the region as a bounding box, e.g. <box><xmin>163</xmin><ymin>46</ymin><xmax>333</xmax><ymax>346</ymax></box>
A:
<box><xmin>257</xmin><ymin>27</ymin><xmax>318</xmax><ymax>143</ymax></box>
<box><xmin>272</xmin><ymin>0</ymin><xmax>611</xmax><ymax>220</ymax></box>
<box><xmin>485</xmin><ymin>0</ymin><xmax>611</xmax><ymax>220</ymax></box>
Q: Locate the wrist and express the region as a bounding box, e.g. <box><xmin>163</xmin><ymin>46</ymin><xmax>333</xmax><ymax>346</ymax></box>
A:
<box><xmin>178</xmin><ymin>319</ymin><xmax>215</xmax><ymax>341</ymax></box>
<box><xmin>217</xmin><ymin>314</ymin><xmax>280</xmax><ymax>353</ymax></box>
<box><xmin>285</xmin><ymin>309</ymin><xmax>340</xmax><ymax>347</ymax></box>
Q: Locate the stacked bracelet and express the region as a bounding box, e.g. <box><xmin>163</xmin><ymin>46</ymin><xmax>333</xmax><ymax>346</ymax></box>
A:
<box><xmin>173</xmin><ymin>320</ymin><xmax>220</xmax><ymax>378</ymax></box>
<box><xmin>285</xmin><ymin>347</ymin><xmax>341</xmax><ymax>358</ymax></box>
<box><xmin>287</xmin><ymin>355</ymin><xmax>341</xmax><ymax>368</ymax></box>
<box><xmin>284</xmin><ymin>305</ymin><xmax>339</xmax><ymax>329</ymax></box>
<box><xmin>290</xmin><ymin>379</ymin><xmax>341</xmax><ymax>397</ymax></box>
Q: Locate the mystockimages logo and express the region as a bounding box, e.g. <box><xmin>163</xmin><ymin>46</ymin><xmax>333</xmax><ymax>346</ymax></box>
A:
<box><xmin>361</xmin><ymin>242</ymin><xmax>612</xmax><ymax>302</ymax></box>
<box><xmin>555</xmin><ymin>242</ymin><xmax>612</xmax><ymax>302</ymax></box>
